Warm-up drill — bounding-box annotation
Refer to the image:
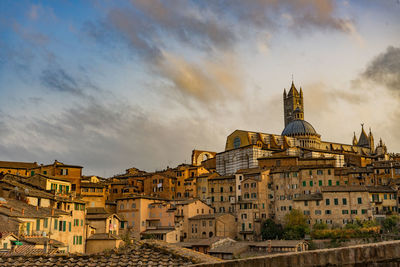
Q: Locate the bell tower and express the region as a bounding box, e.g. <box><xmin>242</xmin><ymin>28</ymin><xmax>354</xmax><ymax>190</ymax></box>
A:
<box><xmin>283</xmin><ymin>80</ymin><xmax>304</xmax><ymax>127</ymax></box>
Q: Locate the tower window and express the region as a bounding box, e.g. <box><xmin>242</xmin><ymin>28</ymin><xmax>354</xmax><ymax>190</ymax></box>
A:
<box><xmin>233</xmin><ymin>137</ymin><xmax>241</xmax><ymax>149</ymax></box>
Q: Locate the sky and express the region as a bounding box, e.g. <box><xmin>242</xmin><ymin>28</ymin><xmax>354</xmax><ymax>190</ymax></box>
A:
<box><xmin>0</xmin><ymin>0</ymin><xmax>399</xmax><ymax>176</ymax></box>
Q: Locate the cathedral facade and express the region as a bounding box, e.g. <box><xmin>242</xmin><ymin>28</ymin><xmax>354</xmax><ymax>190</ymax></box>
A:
<box><xmin>216</xmin><ymin>81</ymin><xmax>388</xmax><ymax>175</ymax></box>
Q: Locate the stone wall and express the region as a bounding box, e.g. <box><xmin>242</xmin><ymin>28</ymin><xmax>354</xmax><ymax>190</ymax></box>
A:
<box><xmin>191</xmin><ymin>240</ymin><xmax>400</xmax><ymax>267</ymax></box>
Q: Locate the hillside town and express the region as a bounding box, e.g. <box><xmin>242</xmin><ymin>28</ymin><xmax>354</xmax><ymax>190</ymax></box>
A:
<box><xmin>0</xmin><ymin>82</ymin><xmax>400</xmax><ymax>259</ymax></box>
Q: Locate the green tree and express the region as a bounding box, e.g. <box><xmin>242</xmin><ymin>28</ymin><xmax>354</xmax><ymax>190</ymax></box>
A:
<box><xmin>382</xmin><ymin>215</ymin><xmax>399</xmax><ymax>233</ymax></box>
<box><xmin>283</xmin><ymin>209</ymin><xmax>310</xmax><ymax>239</ymax></box>
<box><xmin>313</xmin><ymin>222</ymin><xmax>328</xmax><ymax>230</ymax></box>
<box><xmin>261</xmin><ymin>219</ymin><xmax>283</xmax><ymax>240</ymax></box>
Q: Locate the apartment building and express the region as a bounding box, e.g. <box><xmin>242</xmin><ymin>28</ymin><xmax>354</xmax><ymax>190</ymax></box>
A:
<box><xmin>208</xmin><ymin>175</ymin><xmax>236</xmax><ymax>213</ymax></box>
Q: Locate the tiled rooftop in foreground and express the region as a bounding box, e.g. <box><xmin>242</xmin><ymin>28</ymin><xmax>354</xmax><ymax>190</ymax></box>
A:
<box><xmin>0</xmin><ymin>240</ymin><xmax>220</xmax><ymax>266</ymax></box>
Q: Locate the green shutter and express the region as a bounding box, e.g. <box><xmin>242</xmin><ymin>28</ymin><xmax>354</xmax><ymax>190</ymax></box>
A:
<box><xmin>26</xmin><ymin>222</ymin><xmax>31</xmax><ymax>234</ymax></box>
<box><xmin>319</xmin><ymin>180</ymin><xmax>322</xmax><ymax>186</ymax></box>
<box><xmin>36</xmin><ymin>219</ymin><xmax>40</xmax><ymax>231</ymax></box>
<box><xmin>302</xmin><ymin>181</ymin><xmax>306</xmax><ymax>187</ymax></box>
<box><xmin>328</xmin><ymin>180</ymin><xmax>332</xmax><ymax>186</ymax></box>
<box><xmin>44</xmin><ymin>218</ymin><xmax>48</xmax><ymax>228</ymax></box>
<box><xmin>69</xmin><ymin>222</ymin><xmax>71</xmax><ymax>232</ymax></box>
<box><xmin>73</xmin><ymin>236</ymin><xmax>76</xmax><ymax>245</ymax></box>
<box><xmin>79</xmin><ymin>236</ymin><xmax>82</xmax><ymax>245</ymax></box>
<box><xmin>63</xmin><ymin>221</ymin><xmax>66</xmax><ymax>232</ymax></box>
<box><xmin>54</xmin><ymin>219</ymin><xmax>58</xmax><ymax>230</ymax></box>
<box><xmin>336</xmin><ymin>181</ymin><xmax>340</xmax><ymax>185</ymax></box>
<box><xmin>309</xmin><ymin>181</ymin><xmax>313</xmax><ymax>187</ymax></box>
<box><xmin>66</xmin><ymin>186</ymin><xmax>70</xmax><ymax>193</ymax></box>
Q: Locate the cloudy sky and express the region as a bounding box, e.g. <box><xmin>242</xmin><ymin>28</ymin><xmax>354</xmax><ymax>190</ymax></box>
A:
<box><xmin>0</xmin><ymin>0</ymin><xmax>399</xmax><ymax>176</ymax></box>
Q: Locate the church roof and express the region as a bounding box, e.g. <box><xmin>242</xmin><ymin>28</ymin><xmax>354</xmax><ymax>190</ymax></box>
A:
<box><xmin>282</xmin><ymin>119</ymin><xmax>318</xmax><ymax>137</ymax></box>
<box><xmin>287</xmin><ymin>81</ymin><xmax>299</xmax><ymax>97</ymax></box>
<box><xmin>358</xmin><ymin>125</ymin><xmax>369</xmax><ymax>147</ymax></box>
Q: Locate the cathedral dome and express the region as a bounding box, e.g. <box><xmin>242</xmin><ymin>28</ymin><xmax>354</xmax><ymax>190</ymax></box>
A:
<box><xmin>282</xmin><ymin>120</ymin><xmax>318</xmax><ymax>137</ymax></box>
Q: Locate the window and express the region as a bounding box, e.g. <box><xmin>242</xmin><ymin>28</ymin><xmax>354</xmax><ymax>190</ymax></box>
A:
<box><xmin>328</xmin><ymin>180</ymin><xmax>332</xmax><ymax>186</ymax></box>
<box><xmin>233</xmin><ymin>137</ymin><xmax>241</xmax><ymax>149</ymax></box>
<box><xmin>304</xmin><ymin>210</ymin><xmax>310</xmax><ymax>215</ymax></box>
<box><xmin>342</xmin><ymin>198</ymin><xmax>347</xmax><ymax>205</ymax></box>
<box><xmin>209</xmin><ymin>220</ymin><xmax>213</xmax><ymax>226</ymax></box>
<box><xmin>69</xmin><ymin>222</ymin><xmax>71</xmax><ymax>232</ymax></box>
<box><xmin>249</xmin><ymin>223</ymin><xmax>252</xmax><ymax>229</ymax></box>
<box><xmin>36</xmin><ymin>219</ymin><xmax>40</xmax><ymax>231</ymax></box>
<box><xmin>44</xmin><ymin>218</ymin><xmax>48</xmax><ymax>228</ymax></box>
<box><xmin>61</xmin><ymin>169</ymin><xmax>68</xmax><ymax>175</ymax></box>
<box><xmin>220</xmin><ymin>187</ymin><xmax>223</xmax><ymax>193</ymax></box>
<box><xmin>325</xmin><ymin>199</ymin><xmax>330</xmax><ymax>206</ymax></box>
<box><xmin>336</xmin><ymin>181</ymin><xmax>340</xmax><ymax>186</ymax></box>
<box><xmin>325</xmin><ymin>210</ymin><xmax>331</xmax><ymax>215</ymax></box>
<box><xmin>351</xmin><ymin>210</ymin><xmax>358</xmax><ymax>214</ymax></box>
<box><xmin>132</xmin><ymin>203</ymin><xmax>136</xmax><ymax>209</ymax></box>
<box><xmin>230</xmin><ymin>186</ymin><xmax>233</xmax><ymax>192</ymax></box>
<box><xmin>54</xmin><ymin>219</ymin><xmax>58</xmax><ymax>230</ymax></box>
<box><xmin>334</xmin><ymin>198</ymin><xmax>338</xmax><ymax>205</ymax></box>
<box><xmin>384</xmin><ymin>194</ymin><xmax>388</xmax><ymax>200</ymax></box>
<box><xmin>304</xmin><ymin>201</ymin><xmax>308</xmax><ymax>206</ymax></box>
<box><xmin>328</xmin><ymin>169</ymin><xmax>331</xmax><ymax>175</ymax></box>
<box><xmin>211</xmin><ymin>188</ymin><xmax>214</xmax><ymax>193</ymax></box>
<box><xmin>315</xmin><ymin>210</ymin><xmax>321</xmax><ymax>215</ymax></box>
<box><xmin>220</xmin><ymin>196</ymin><xmax>224</xmax><ymax>201</ymax></box>
<box><xmin>362</xmin><ymin>209</ymin><xmax>367</xmax><ymax>214</ymax></box>
<box><xmin>342</xmin><ymin>210</ymin><xmax>349</xmax><ymax>214</ymax></box>
<box><xmin>309</xmin><ymin>170</ymin><xmax>312</xmax><ymax>175</ymax></box>
<box><xmin>317</xmin><ymin>170</ymin><xmax>323</xmax><ymax>175</ymax></box>
<box><xmin>357</xmin><ymin>197</ymin><xmax>362</xmax><ymax>204</ymax></box>
<box><xmin>302</xmin><ymin>181</ymin><xmax>306</xmax><ymax>187</ymax></box>
<box><xmin>318</xmin><ymin>180</ymin><xmax>323</xmax><ymax>186</ymax></box>
<box><xmin>120</xmin><ymin>204</ymin><xmax>124</xmax><ymax>210</ymax></box>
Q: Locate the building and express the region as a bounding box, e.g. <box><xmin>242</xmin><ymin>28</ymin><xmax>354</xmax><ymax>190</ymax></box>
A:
<box><xmin>187</xmin><ymin>213</ymin><xmax>236</xmax><ymax>240</ymax></box>
<box><xmin>236</xmin><ymin>168</ymin><xmax>270</xmax><ymax>241</ymax></box>
<box><xmin>0</xmin><ymin>161</ymin><xmax>38</xmax><ymax>176</ymax></box>
<box><xmin>29</xmin><ymin>160</ymin><xmax>83</xmax><ymax>194</ymax></box>
<box><xmin>207</xmin><ymin>175</ymin><xmax>236</xmax><ymax>214</ymax></box>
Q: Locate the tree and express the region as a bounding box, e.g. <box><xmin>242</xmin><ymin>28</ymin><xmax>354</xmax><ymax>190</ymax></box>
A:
<box><xmin>382</xmin><ymin>215</ymin><xmax>399</xmax><ymax>233</ymax></box>
<box><xmin>313</xmin><ymin>222</ymin><xmax>328</xmax><ymax>230</ymax></box>
<box><xmin>261</xmin><ymin>219</ymin><xmax>283</xmax><ymax>240</ymax></box>
<box><xmin>283</xmin><ymin>209</ymin><xmax>310</xmax><ymax>239</ymax></box>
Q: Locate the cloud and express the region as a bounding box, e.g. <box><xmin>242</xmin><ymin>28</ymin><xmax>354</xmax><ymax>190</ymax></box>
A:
<box><xmin>82</xmin><ymin>0</ymin><xmax>357</xmax><ymax>104</ymax></box>
<box><xmin>40</xmin><ymin>65</ymin><xmax>99</xmax><ymax>96</ymax></box>
<box><xmin>155</xmin><ymin>52</ymin><xmax>243</xmax><ymax>103</ymax></box>
<box><xmin>361</xmin><ymin>46</ymin><xmax>400</xmax><ymax>95</ymax></box>
<box><xmin>0</xmin><ymin>99</ymin><xmax>224</xmax><ymax>176</ymax></box>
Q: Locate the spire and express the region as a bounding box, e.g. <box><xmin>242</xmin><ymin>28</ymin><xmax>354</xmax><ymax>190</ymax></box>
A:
<box><xmin>300</xmin><ymin>87</ymin><xmax>303</xmax><ymax>97</ymax></box>
<box><xmin>283</xmin><ymin>88</ymin><xmax>287</xmax><ymax>98</ymax></box>
<box><xmin>357</xmin><ymin>123</ymin><xmax>369</xmax><ymax>147</ymax></box>
<box><xmin>352</xmin><ymin>132</ymin><xmax>358</xmax><ymax>146</ymax></box>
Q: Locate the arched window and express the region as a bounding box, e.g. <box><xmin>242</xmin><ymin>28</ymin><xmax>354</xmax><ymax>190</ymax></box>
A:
<box><xmin>233</xmin><ymin>137</ymin><xmax>241</xmax><ymax>149</ymax></box>
<box><xmin>209</xmin><ymin>232</ymin><xmax>213</xmax><ymax>237</ymax></box>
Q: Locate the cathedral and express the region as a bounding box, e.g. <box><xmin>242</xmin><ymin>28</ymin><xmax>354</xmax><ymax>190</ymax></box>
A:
<box><xmin>216</xmin><ymin>81</ymin><xmax>388</xmax><ymax>175</ymax></box>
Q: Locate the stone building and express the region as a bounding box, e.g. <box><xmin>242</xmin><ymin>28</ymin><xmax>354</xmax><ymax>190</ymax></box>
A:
<box><xmin>236</xmin><ymin>168</ymin><xmax>270</xmax><ymax>241</ymax></box>
<box><xmin>171</xmin><ymin>199</ymin><xmax>214</xmax><ymax>241</ymax></box>
<box><xmin>0</xmin><ymin>161</ymin><xmax>38</xmax><ymax>176</ymax></box>
<box><xmin>207</xmin><ymin>175</ymin><xmax>236</xmax><ymax>214</ymax></box>
<box><xmin>187</xmin><ymin>213</ymin><xmax>236</xmax><ymax>240</ymax></box>
<box><xmin>28</xmin><ymin>160</ymin><xmax>83</xmax><ymax>194</ymax></box>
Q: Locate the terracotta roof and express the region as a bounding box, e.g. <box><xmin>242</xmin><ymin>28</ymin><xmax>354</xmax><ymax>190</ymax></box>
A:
<box><xmin>22</xmin><ymin>237</ymin><xmax>65</xmax><ymax>247</ymax></box>
<box><xmin>0</xmin><ymin>161</ymin><xmax>38</xmax><ymax>170</ymax></box>
<box><xmin>0</xmin><ymin>244</ymin><xmax>58</xmax><ymax>256</ymax></box>
<box><xmin>87</xmin><ymin>233</ymin><xmax>121</xmax><ymax>240</ymax></box>
<box><xmin>321</xmin><ymin>186</ymin><xmax>367</xmax><ymax>192</ymax></box>
<box><xmin>0</xmin><ymin>198</ymin><xmax>68</xmax><ymax>219</ymax></box>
